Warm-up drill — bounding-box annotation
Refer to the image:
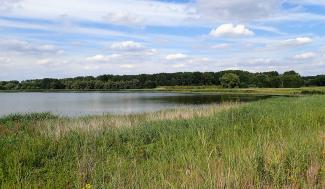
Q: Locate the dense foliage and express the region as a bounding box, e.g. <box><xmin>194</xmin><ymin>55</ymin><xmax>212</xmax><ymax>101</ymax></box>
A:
<box><xmin>0</xmin><ymin>70</ymin><xmax>324</xmax><ymax>90</ymax></box>
<box><xmin>220</xmin><ymin>73</ymin><xmax>240</xmax><ymax>88</ymax></box>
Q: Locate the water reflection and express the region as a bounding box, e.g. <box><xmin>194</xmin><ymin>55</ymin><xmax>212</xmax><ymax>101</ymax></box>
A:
<box><xmin>0</xmin><ymin>92</ymin><xmax>272</xmax><ymax>117</ymax></box>
<box><xmin>149</xmin><ymin>94</ymin><xmax>271</xmax><ymax>105</ymax></box>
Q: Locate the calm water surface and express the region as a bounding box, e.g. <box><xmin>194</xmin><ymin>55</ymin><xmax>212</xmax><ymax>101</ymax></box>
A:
<box><xmin>0</xmin><ymin>92</ymin><xmax>271</xmax><ymax>117</ymax></box>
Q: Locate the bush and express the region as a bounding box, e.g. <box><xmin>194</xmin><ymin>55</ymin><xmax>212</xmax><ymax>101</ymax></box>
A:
<box><xmin>0</xmin><ymin>112</ymin><xmax>58</xmax><ymax>125</ymax></box>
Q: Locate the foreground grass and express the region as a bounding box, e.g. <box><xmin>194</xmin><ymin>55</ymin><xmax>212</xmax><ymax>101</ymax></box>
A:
<box><xmin>0</xmin><ymin>96</ymin><xmax>325</xmax><ymax>188</ymax></box>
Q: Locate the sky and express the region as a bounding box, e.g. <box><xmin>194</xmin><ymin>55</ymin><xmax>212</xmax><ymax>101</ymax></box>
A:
<box><xmin>0</xmin><ymin>0</ymin><xmax>325</xmax><ymax>80</ymax></box>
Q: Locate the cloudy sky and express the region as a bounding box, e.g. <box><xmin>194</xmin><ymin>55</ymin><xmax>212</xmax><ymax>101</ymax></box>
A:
<box><xmin>0</xmin><ymin>0</ymin><xmax>325</xmax><ymax>80</ymax></box>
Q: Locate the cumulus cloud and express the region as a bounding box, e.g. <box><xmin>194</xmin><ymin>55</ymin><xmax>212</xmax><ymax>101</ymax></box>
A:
<box><xmin>110</xmin><ymin>41</ymin><xmax>144</xmax><ymax>51</ymax></box>
<box><xmin>294</xmin><ymin>52</ymin><xmax>316</xmax><ymax>59</ymax></box>
<box><xmin>281</xmin><ymin>37</ymin><xmax>313</xmax><ymax>46</ymax></box>
<box><xmin>210</xmin><ymin>24</ymin><xmax>254</xmax><ymax>38</ymax></box>
<box><xmin>166</xmin><ymin>53</ymin><xmax>188</xmax><ymax>60</ymax></box>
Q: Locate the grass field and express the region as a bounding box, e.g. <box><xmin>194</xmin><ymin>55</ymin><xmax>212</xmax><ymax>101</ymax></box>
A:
<box><xmin>0</xmin><ymin>96</ymin><xmax>325</xmax><ymax>188</ymax></box>
<box><xmin>155</xmin><ymin>86</ymin><xmax>325</xmax><ymax>96</ymax></box>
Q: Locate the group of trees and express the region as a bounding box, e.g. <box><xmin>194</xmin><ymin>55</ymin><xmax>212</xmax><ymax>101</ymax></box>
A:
<box><xmin>219</xmin><ymin>70</ymin><xmax>306</xmax><ymax>88</ymax></box>
<box><xmin>0</xmin><ymin>70</ymin><xmax>324</xmax><ymax>90</ymax></box>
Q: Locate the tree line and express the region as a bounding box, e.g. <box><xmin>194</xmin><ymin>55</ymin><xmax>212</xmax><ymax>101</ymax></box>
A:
<box><xmin>0</xmin><ymin>70</ymin><xmax>324</xmax><ymax>90</ymax></box>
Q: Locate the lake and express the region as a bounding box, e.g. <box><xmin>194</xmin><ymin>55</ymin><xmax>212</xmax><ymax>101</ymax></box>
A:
<box><xmin>0</xmin><ymin>92</ymin><xmax>272</xmax><ymax>117</ymax></box>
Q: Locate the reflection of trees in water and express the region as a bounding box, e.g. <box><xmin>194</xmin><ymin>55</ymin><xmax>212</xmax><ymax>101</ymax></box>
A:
<box><xmin>149</xmin><ymin>95</ymin><xmax>272</xmax><ymax>105</ymax></box>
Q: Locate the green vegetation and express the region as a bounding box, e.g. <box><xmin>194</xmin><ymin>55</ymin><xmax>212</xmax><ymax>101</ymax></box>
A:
<box><xmin>0</xmin><ymin>112</ymin><xmax>58</xmax><ymax>125</ymax></box>
<box><xmin>1</xmin><ymin>96</ymin><xmax>325</xmax><ymax>188</ymax></box>
<box><xmin>156</xmin><ymin>86</ymin><xmax>325</xmax><ymax>96</ymax></box>
<box><xmin>1</xmin><ymin>70</ymin><xmax>325</xmax><ymax>91</ymax></box>
<box><xmin>219</xmin><ymin>73</ymin><xmax>240</xmax><ymax>88</ymax></box>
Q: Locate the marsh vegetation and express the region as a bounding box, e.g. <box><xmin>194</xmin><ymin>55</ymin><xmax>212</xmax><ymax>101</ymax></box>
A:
<box><xmin>0</xmin><ymin>96</ymin><xmax>325</xmax><ymax>188</ymax></box>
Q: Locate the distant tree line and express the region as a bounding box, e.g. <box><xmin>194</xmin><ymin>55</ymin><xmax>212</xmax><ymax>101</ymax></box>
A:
<box><xmin>0</xmin><ymin>70</ymin><xmax>324</xmax><ymax>90</ymax></box>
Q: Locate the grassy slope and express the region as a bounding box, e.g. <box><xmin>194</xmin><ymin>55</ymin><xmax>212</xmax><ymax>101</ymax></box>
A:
<box><xmin>0</xmin><ymin>96</ymin><xmax>325</xmax><ymax>188</ymax></box>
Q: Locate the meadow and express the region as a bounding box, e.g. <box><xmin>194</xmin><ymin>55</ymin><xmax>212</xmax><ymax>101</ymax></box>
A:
<box><xmin>155</xmin><ymin>86</ymin><xmax>325</xmax><ymax>96</ymax></box>
<box><xmin>0</xmin><ymin>95</ymin><xmax>325</xmax><ymax>188</ymax></box>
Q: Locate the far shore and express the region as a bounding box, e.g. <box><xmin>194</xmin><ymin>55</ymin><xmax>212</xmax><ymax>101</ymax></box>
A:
<box><xmin>1</xmin><ymin>86</ymin><xmax>325</xmax><ymax>96</ymax></box>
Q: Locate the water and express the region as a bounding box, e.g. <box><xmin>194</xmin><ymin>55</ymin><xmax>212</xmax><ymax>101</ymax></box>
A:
<box><xmin>0</xmin><ymin>92</ymin><xmax>271</xmax><ymax>117</ymax></box>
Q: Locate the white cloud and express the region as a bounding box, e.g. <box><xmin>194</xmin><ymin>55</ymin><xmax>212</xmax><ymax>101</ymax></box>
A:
<box><xmin>120</xmin><ymin>64</ymin><xmax>135</xmax><ymax>69</ymax></box>
<box><xmin>37</xmin><ymin>59</ymin><xmax>52</xmax><ymax>65</ymax></box>
<box><xmin>2</xmin><ymin>0</ymin><xmax>325</xmax><ymax>79</ymax></box>
<box><xmin>2</xmin><ymin>0</ymin><xmax>194</xmax><ymax>27</ymax></box>
<box><xmin>36</xmin><ymin>58</ymin><xmax>69</xmax><ymax>67</ymax></box>
<box><xmin>0</xmin><ymin>56</ymin><xmax>11</xmax><ymax>63</ymax></box>
<box><xmin>2</xmin><ymin>0</ymin><xmax>325</xmax><ymax>29</ymax></box>
<box><xmin>294</xmin><ymin>52</ymin><xmax>316</xmax><ymax>59</ymax></box>
<box><xmin>281</xmin><ymin>37</ymin><xmax>313</xmax><ymax>46</ymax></box>
<box><xmin>248</xmin><ymin>58</ymin><xmax>275</xmax><ymax>65</ymax></box>
<box><xmin>103</xmin><ymin>11</ymin><xmax>144</xmax><ymax>26</ymax></box>
<box><xmin>172</xmin><ymin>64</ymin><xmax>186</xmax><ymax>68</ymax></box>
<box><xmin>0</xmin><ymin>39</ymin><xmax>62</xmax><ymax>54</ymax></box>
<box><xmin>0</xmin><ymin>0</ymin><xmax>21</xmax><ymax>12</ymax></box>
<box><xmin>210</xmin><ymin>24</ymin><xmax>254</xmax><ymax>38</ymax></box>
<box><xmin>144</xmin><ymin>49</ymin><xmax>158</xmax><ymax>56</ymax></box>
<box><xmin>86</xmin><ymin>54</ymin><xmax>121</xmax><ymax>62</ymax></box>
<box><xmin>211</xmin><ymin>43</ymin><xmax>230</xmax><ymax>49</ymax></box>
<box><xmin>290</xmin><ymin>0</ymin><xmax>325</xmax><ymax>6</ymax></box>
<box><xmin>166</xmin><ymin>53</ymin><xmax>188</xmax><ymax>60</ymax></box>
<box><xmin>110</xmin><ymin>41</ymin><xmax>144</xmax><ymax>51</ymax></box>
<box><xmin>196</xmin><ymin>0</ymin><xmax>283</xmax><ymax>21</ymax></box>
<box><xmin>250</xmin><ymin>25</ymin><xmax>285</xmax><ymax>35</ymax></box>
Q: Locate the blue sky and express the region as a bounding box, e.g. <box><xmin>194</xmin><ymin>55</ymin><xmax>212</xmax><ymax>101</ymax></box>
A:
<box><xmin>0</xmin><ymin>0</ymin><xmax>325</xmax><ymax>80</ymax></box>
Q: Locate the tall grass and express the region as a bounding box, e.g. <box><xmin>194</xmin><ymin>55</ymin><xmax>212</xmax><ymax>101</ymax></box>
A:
<box><xmin>0</xmin><ymin>96</ymin><xmax>325</xmax><ymax>188</ymax></box>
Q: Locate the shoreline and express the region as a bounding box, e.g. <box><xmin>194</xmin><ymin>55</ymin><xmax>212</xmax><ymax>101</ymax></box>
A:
<box><xmin>2</xmin><ymin>86</ymin><xmax>324</xmax><ymax>96</ymax></box>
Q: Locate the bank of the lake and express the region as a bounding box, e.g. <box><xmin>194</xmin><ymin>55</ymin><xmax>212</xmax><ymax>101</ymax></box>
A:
<box><xmin>2</xmin><ymin>86</ymin><xmax>325</xmax><ymax>95</ymax></box>
<box><xmin>0</xmin><ymin>95</ymin><xmax>325</xmax><ymax>188</ymax></box>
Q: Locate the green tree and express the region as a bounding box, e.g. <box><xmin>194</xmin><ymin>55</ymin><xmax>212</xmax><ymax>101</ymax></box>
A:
<box><xmin>255</xmin><ymin>73</ymin><xmax>271</xmax><ymax>88</ymax></box>
<box><xmin>220</xmin><ymin>73</ymin><xmax>240</xmax><ymax>88</ymax></box>
<box><xmin>281</xmin><ymin>71</ymin><xmax>304</xmax><ymax>88</ymax></box>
